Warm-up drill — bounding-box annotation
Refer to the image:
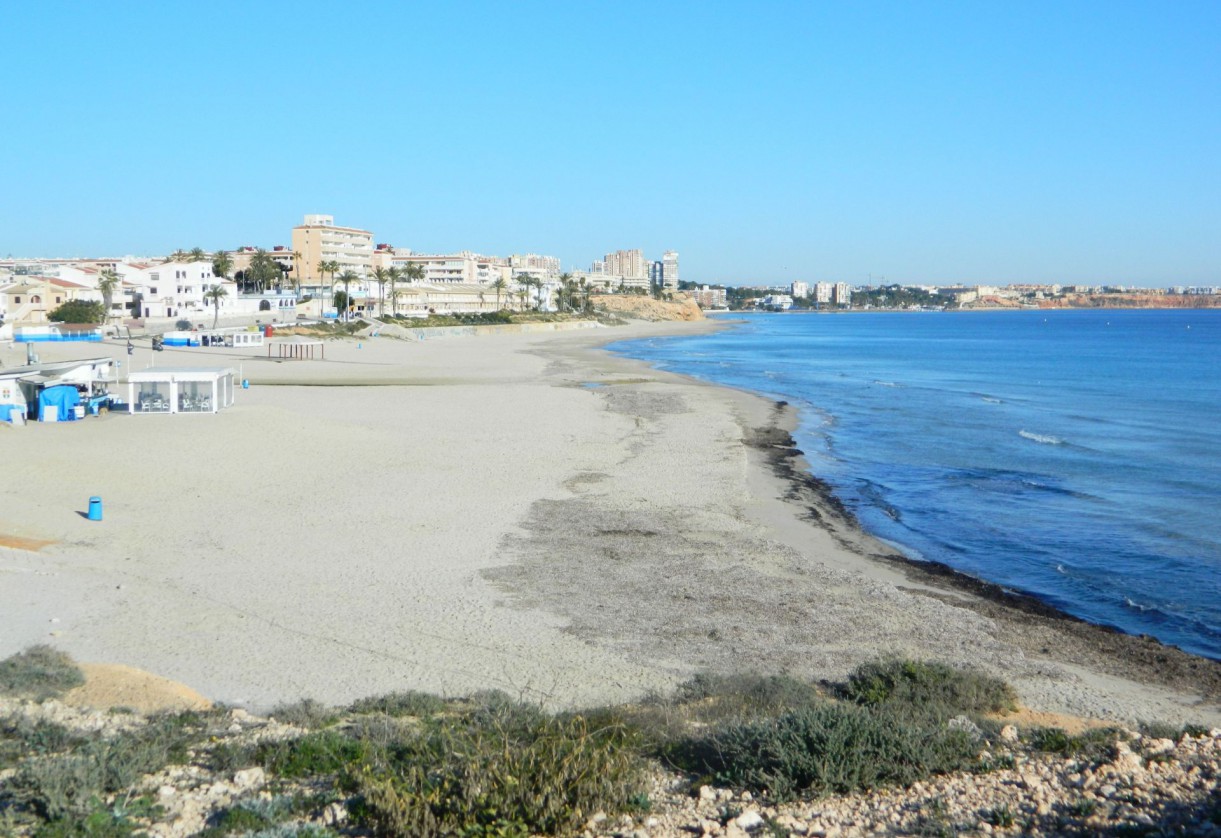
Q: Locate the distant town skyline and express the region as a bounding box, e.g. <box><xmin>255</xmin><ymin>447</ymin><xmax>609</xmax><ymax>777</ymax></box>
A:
<box><xmin>5</xmin><ymin>1</ymin><xmax>1219</xmax><ymax>288</ymax></box>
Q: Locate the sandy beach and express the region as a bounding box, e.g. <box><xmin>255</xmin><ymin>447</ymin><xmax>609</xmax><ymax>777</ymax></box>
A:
<box><xmin>1</xmin><ymin>323</ymin><xmax>1217</xmax><ymax>726</ymax></box>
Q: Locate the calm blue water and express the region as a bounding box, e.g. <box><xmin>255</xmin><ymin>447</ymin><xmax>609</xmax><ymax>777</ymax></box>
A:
<box><xmin>609</xmin><ymin>309</ymin><xmax>1221</xmax><ymax>660</ymax></box>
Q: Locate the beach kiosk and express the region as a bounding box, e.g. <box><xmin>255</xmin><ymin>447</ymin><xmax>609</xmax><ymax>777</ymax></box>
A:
<box><xmin>127</xmin><ymin>367</ymin><xmax>236</xmax><ymax>414</ymax></box>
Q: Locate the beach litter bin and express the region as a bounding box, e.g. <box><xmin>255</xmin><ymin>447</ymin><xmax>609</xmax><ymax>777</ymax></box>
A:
<box><xmin>264</xmin><ymin>325</ymin><xmax>274</xmax><ymax>337</ymax></box>
<box><xmin>87</xmin><ymin>497</ymin><xmax>103</xmax><ymax>521</ymax></box>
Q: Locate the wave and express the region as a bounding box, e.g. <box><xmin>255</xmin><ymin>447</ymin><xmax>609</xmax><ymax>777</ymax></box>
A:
<box><xmin>872</xmin><ymin>380</ymin><xmax>901</xmax><ymax>387</ymax></box>
<box><xmin>981</xmin><ymin>396</ymin><xmax>1003</xmax><ymax>404</ymax></box>
<box><xmin>1019</xmin><ymin>430</ymin><xmax>1064</xmax><ymax>445</ymax></box>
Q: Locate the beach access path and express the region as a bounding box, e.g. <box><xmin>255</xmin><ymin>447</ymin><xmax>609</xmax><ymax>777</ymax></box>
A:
<box><xmin>0</xmin><ymin>324</ymin><xmax>1216</xmax><ymax>725</ymax></box>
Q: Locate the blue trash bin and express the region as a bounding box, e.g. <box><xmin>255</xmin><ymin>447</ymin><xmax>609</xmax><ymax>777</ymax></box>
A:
<box><xmin>87</xmin><ymin>497</ymin><xmax>103</xmax><ymax>521</ymax></box>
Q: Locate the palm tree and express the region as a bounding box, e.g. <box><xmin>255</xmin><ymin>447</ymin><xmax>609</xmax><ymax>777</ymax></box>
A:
<box><xmin>248</xmin><ymin>249</ymin><xmax>277</xmax><ymax>294</ymax></box>
<box><xmin>370</xmin><ymin>267</ymin><xmax>389</xmax><ymax>318</ymax></box>
<box><xmin>490</xmin><ymin>277</ymin><xmax>508</xmax><ymax>310</ymax></box>
<box><xmin>386</xmin><ymin>267</ymin><xmax>402</xmax><ymax>315</ymax></box>
<box><xmin>524</xmin><ymin>275</ymin><xmax>543</xmax><ymax>311</ymax></box>
<box><xmin>188</xmin><ymin>247</ymin><xmax>207</xmax><ymax>262</ymax></box>
<box><xmin>317</xmin><ymin>259</ymin><xmax>339</xmax><ymax>305</ymax></box>
<box><xmin>336</xmin><ymin>270</ymin><xmax>359</xmax><ymax>321</ymax></box>
<box><xmin>204</xmin><ymin>285</ymin><xmax>228</xmax><ymax>328</ymax></box>
<box><xmin>97</xmin><ymin>268</ymin><xmax>121</xmax><ymax>324</ymax></box>
<box><xmin>212</xmin><ymin>251</ymin><xmax>233</xmax><ymax>288</ymax></box>
<box><xmin>170</xmin><ymin>249</ymin><xmax>189</xmax><ymax>262</ymax></box>
<box><xmin>405</xmin><ymin>263</ymin><xmax>425</xmax><ymax>285</ymax></box>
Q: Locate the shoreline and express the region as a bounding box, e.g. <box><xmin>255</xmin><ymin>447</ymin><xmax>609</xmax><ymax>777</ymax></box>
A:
<box><xmin>0</xmin><ymin>322</ymin><xmax>1217</xmax><ymax>725</ymax></box>
<box><xmin>606</xmin><ymin>317</ymin><xmax>1221</xmax><ymax>670</ymax></box>
<box><xmin>585</xmin><ymin>322</ymin><xmax>1221</xmax><ymax>709</ymax></box>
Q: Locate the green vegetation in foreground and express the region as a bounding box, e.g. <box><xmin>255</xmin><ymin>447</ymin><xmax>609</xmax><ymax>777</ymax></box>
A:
<box><xmin>0</xmin><ymin>647</ymin><xmax>1205</xmax><ymax>836</ymax></box>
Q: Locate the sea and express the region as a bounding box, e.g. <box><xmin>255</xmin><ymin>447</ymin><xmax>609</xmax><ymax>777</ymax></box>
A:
<box><xmin>609</xmin><ymin>308</ymin><xmax>1221</xmax><ymax>661</ymax></box>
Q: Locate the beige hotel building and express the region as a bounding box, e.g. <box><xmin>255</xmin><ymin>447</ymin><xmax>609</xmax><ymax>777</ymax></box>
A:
<box><xmin>291</xmin><ymin>214</ymin><xmax>374</xmax><ymax>283</ymax></box>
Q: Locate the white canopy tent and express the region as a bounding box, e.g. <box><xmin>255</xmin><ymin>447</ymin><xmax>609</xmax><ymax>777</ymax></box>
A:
<box><xmin>127</xmin><ymin>367</ymin><xmax>237</xmax><ymax>414</ymax></box>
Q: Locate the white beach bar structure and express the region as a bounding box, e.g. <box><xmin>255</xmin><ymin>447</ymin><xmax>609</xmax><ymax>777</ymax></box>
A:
<box><xmin>127</xmin><ymin>367</ymin><xmax>237</xmax><ymax>414</ymax></box>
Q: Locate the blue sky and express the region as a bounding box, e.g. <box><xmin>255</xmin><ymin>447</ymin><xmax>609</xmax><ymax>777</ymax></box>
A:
<box><xmin>4</xmin><ymin>1</ymin><xmax>1218</xmax><ymax>286</ymax></box>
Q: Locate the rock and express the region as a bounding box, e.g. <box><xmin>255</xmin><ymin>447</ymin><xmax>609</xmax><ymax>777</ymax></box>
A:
<box><xmin>322</xmin><ymin>802</ymin><xmax>348</xmax><ymax>826</ymax></box>
<box><xmin>948</xmin><ymin>715</ymin><xmax>983</xmax><ymax>740</ymax></box>
<box><xmin>1146</xmin><ymin>738</ymin><xmax>1175</xmax><ymax>755</ymax></box>
<box><xmin>1000</xmin><ymin>724</ymin><xmax>1019</xmax><ymax>743</ymax></box>
<box><xmin>699</xmin><ymin>785</ymin><xmax>717</xmax><ymax>802</ymax></box>
<box><xmin>734</xmin><ymin>810</ymin><xmax>765</xmax><ymax>831</ymax></box>
<box><xmin>233</xmin><ymin>767</ymin><xmax>265</xmax><ymax>789</ymax></box>
<box><xmin>1100</xmin><ymin>784</ymin><xmax>1117</xmax><ymax>798</ymax></box>
<box><xmin>157</xmin><ymin>785</ymin><xmax>176</xmax><ymax>799</ymax></box>
<box><xmin>774</xmin><ymin>814</ymin><xmax>806</xmax><ymax>834</ymax></box>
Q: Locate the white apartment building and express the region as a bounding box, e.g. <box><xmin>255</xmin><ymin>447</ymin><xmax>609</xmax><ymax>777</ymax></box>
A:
<box><xmin>815</xmin><ymin>282</ymin><xmax>833</xmax><ymax>303</ymax></box>
<box><xmin>509</xmin><ymin>253</ymin><xmax>561</xmax><ymax>277</ymax></box>
<box><xmin>662</xmin><ymin>250</ymin><xmax>679</xmax><ymax>291</ymax></box>
<box><xmin>690</xmin><ymin>285</ymin><xmax>728</xmax><ymax>308</ymax></box>
<box><xmin>570</xmin><ymin>270</ymin><xmax>650</xmax><ymax>292</ymax></box>
<box><xmin>834</xmin><ymin>282</ymin><xmax>852</xmax><ymax>306</ymax></box>
<box><xmin>790</xmin><ymin>281</ymin><xmax>809</xmax><ymax>299</ymax></box>
<box><xmin>374</xmin><ymin>249</ymin><xmax>511</xmax><ymax>286</ymax></box>
<box><xmin>130</xmin><ymin>261</ymin><xmax>220</xmax><ymax>319</ymax></box>
<box><xmin>292</xmin><ymin>214</ymin><xmax>374</xmax><ymax>282</ymax></box>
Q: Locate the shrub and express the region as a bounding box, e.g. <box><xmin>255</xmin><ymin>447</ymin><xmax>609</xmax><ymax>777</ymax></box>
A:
<box><xmin>208</xmin><ymin>739</ymin><xmax>261</xmax><ymax>773</ymax></box>
<box><xmin>257</xmin><ymin>730</ymin><xmax>369</xmax><ymax>779</ymax></box>
<box><xmin>268</xmin><ymin>699</ymin><xmax>338</xmax><ymax>729</ymax></box>
<box><xmin>841</xmin><ymin>659</ymin><xmax>1016</xmax><ymax>721</ymax></box>
<box><xmin>356</xmin><ymin>707</ymin><xmax>647</xmax><ymax>837</ymax></box>
<box><xmin>349</xmin><ymin>691</ymin><xmax>446</xmax><ymax>718</ymax></box>
<box><xmin>0</xmin><ymin>717</ymin><xmax>81</xmax><ymax>768</ymax></box>
<box><xmin>199</xmin><ymin>795</ymin><xmax>308</xmax><ymax>837</ymax></box>
<box><xmin>0</xmin><ymin>646</ymin><xmax>86</xmax><ymax>700</ymax></box>
<box><xmin>1026</xmin><ymin>726</ymin><xmax>1123</xmax><ymax>763</ymax></box>
<box><xmin>47</xmin><ymin>300</ymin><xmax>105</xmax><ymax>325</ymax></box>
<box><xmin>1138</xmin><ymin>720</ymin><xmax>1210</xmax><ymax>741</ymax></box>
<box><xmin>673</xmin><ymin>673</ymin><xmax>822</xmax><ymax>718</ymax></box>
<box><xmin>12</xmin><ymin>713</ymin><xmax>201</xmax><ymax>820</ymax></box>
<box><xmin>671</xmin><ymin>700</ymin><xmax>979</xmax><ymax>801</ymax></box>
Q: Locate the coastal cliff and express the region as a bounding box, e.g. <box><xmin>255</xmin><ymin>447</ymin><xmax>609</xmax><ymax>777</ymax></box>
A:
<box><xmin>593</xmin><ymin>292</ymin><xmax>705</xmax><ymax>321</ymax></box>
<box><xmin>1042</xmin><ymin>293</ymin><xmax>1221</xmax><ymax>309</ymax></box>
